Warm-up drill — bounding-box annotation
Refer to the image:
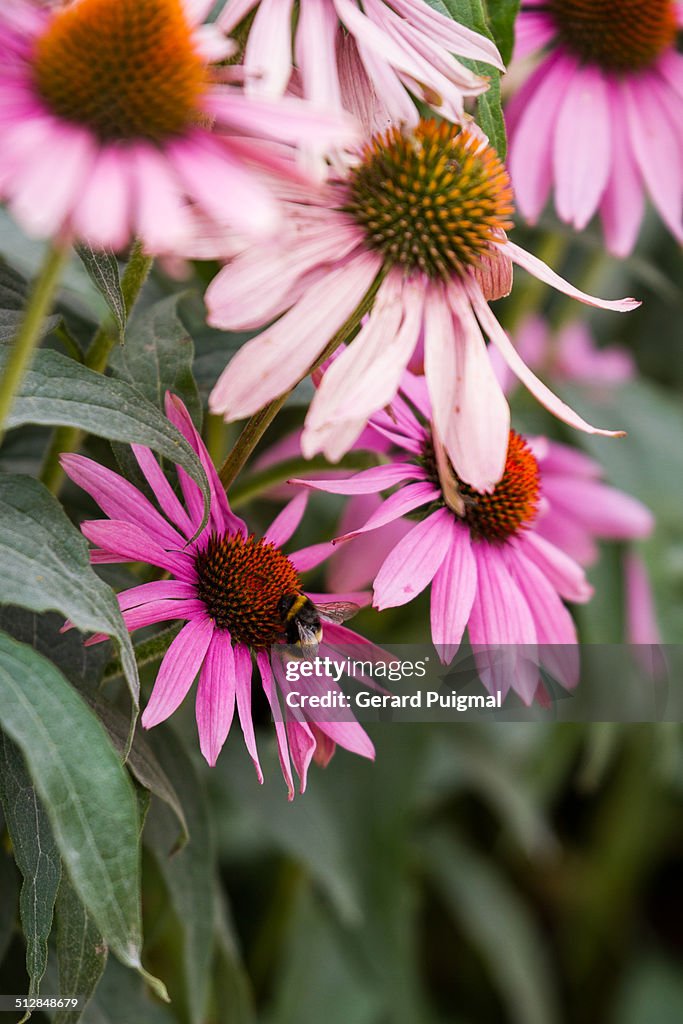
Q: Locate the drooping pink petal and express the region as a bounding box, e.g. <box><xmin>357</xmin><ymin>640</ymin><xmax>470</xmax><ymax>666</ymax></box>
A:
<box><xmin>263</xmin><ymin>492</ymin><xmax>309</xmax><ymax>548</ymax></box>
<box><xmin>131</xmin><ymin>444</ymin><xmax>196</xmax><ymax>538</ymax></box>
<box><xmin>624</xmin><ymin>550</ymin><xmax>661</xmax><ymax>645</ymax></box>
<box><xmin>209</xmin><ymin>252</ymin><xmax>381</xmax><ymax>419</ymax></box>
<box><xmin>373</xmin><ymin>508</ymin><xmax>454</xmax><ymax>610</ymax></box>
<box><xmin>326</xmin><ymin>494</ymin><xmax>414</xmax><ymax>592</ymax></box>
<box><xmin>142</xmin><ymin>615</ymin><xmax>214</xmax><ymax>729</ymax></box>
<box><xmin>468</xmin><ymin>280</ymin><xmax>627</xmax><ymax>439</ymax></box>
<box><xmin>430</xmin><ymin>518</ymin><xmax>476</xmax><ymax>664</ymax></box>
<box><xmin>257</xmin><ymin>651</ymin><xmax>294</xmax><ymax>799</ymax></box>
<box><xmin>467</xmin><ymin>542</ymin><xmax>539</xmax><ymax>703</ymax></box>
<box><xmin>196</xmin><ymin>629</ymin><xmax>237</xmax><ymax>767</ymax></box>
<box><xmin>293</xmin><ymin>462</ymin><xmax>425</xmax><ymax>494</ymax></box>
<box><xmin>599</xmin><ymin>81</ymin><xmax>645</xmax><ymax>257</ymax></box>
<box><xmin>244</xmin><ymin>0</ymin><xmax>295</xmax><ymax>97</ymax></box>
<box><xmin>234</xmin><ymin>643</ymin><xmax>263</xmax><ymax>783</ymax></box>
<box><xmin>519</xmin><ymin>532</ymin><xmax>593</xmax><ymax>604</ymax></box>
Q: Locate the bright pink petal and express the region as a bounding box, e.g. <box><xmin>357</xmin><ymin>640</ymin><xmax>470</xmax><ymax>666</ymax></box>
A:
<box><xmin>338</xmin><ymin>481</ymin><xmax>440</xmax><ymax>540</ymax></box>
<box><xmin>430</xmin><ymin>519</ymin><xmax>476</xmax><ymax>664</ymax></box>
<box><xmin>257</xmin><ymin>651</ymin><xmax>294</xmax><ymax>800</ymax></box>
<box><xmin>142</xmin><ymin>616</ymin><xmax>214</xmax><ymax>728</ymax></box>
<box><xmin>519</xmin><ymin>532</ymin><xmax>593</xmax><ymax>603</ymax></box>
<box><xmin>293</xmin><ymin>462</ymin><xmax>424</xmax><ymax>494</ymax></box>
<box><xmin>117</xmin><ymin>580</ymin><xmax>197</xmax><ymax>611</ymax></box>
<box><xmin>289</xmin><ymin>541</ymin><xmax>335</xmax><ymax>572</ymax></box>
<box><xmin>624</xmin><ymin>550</ymin><xmax>661</xmax><ymax>645</ymax></box>
<box><xmin>263</xmin><ymin>492</ymin><xmax>308</xmax><ymax>548</ymax></box>
<box><xmin>326</xmin><ymin>494</ymin><xmax>414</xmax><ymax>592</ymax></box>
<box><xmin>542</xmin><ymin>478</ymin><xmax>654</xmax><ymax>540</ymax></box>
<box><xmin>131</xmin><ymin>444</ymin><xmax>196</xmax><ymax>538</ymax></box>
<box><xmin>553</xmin><ymin>66</ymin><xmax>611</xmax><ymax>229</ymax></box>
<box><xmin>373</xmin><ymin>508</ymin><xmax>454</xmax><ymax>610</ymax></box>
<box><xmin>234</xmin><ymin>643</ymin><xmax>263</xmax><ymax>783</ymax></box>
<box><xmin>196</xmin><ymin>630</ymin><xmax>237</xmax><ymax>767</ymax></box>
<box><xmin>80</xmin><ymin>519</ymin><xmax>194</xmax><ymax>579</ymax></box>
<box><xmin>599</xmin><ymin>81</ymin><xmax>645</xmax><ymax>257</ymax></box>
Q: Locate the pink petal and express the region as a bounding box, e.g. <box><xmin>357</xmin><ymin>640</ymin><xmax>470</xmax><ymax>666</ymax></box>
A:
<box><xmin>209</xmin><ymin>253</ymin><xmax>381</xmax><ymax>419</ymax></box>
<box><xmin>142</xmin><ymin>616</ymin><xmax>214</xmax><ymax>728</ymax></box>
<box><xmin>80</xmin><ymin>519</ymin><xmax>193</xmax><ymax>579</ymax></box>
<box><xmin>263</xmin><ymin>492</ymin><xmax>308</xmax><ymax>548</ymax></box>
<box><xmin>257</xmin><ymin>651</ymin><xmax>294</xmax><ymax>800</ymax></box>
<box><xmin>71</xmin><ymin>146</ymin><xmax>131</xmax><ymax>251</ymax></box>
<box><xmin>289</xmin><ymin>541</ymin><xmax>335</xmax><ymax>572</ymax></box>
<box><xmin>218</xmin><ymin>0</ymin><xmax>260</xmax><ymax>32</ymax></box>
<box><xmin>297</xmin><ymin>0</ymin><xmax>343</xmax><ymax>109</ymax></box>
<box><xmin>293</xmin><ymin>462</ymin><xmax>424</xmax><ymax>494</ymax></box>
<box><xmin>468</xmin><ymin>280</ymin><xmax>627</xmax><ymax>438</ymax></box>
<box><xmin>624</xmin><ymin>550</ymin><xmax>661</xmax><ymax>645</ymax></box>
<box><xmin>117</xmin><ymin>580</ymin><xmax>197</xmax><ymax>612</ymax></box>
<box><xmin>337</xmin><ymin>481</ymin><xmax>440</xmax><ymax>540</ymax></box>
<box><xmin>553</xmin><ymin>66</ymin><xmax>611</xmax><ymax>229</ymax></box>
<box><xmin>599</xmin><ymin>81</ymin><xmax>645</xmax><ymax>257</ymax></box>
<box><xmin>430</xmin><ymin>519</ymin><xmax>476</xmax><ymax>664</ymax></box>
<box><xmin>542</xmin><ymin>478</ymin><xmax>654</xmax><ymax>540</ymax></box>
<box><xmin>244</xmin><ymin>0</ymin><xmax>295</xmax><ymax>97</ymax></box>
<box><xmin>326</xmin><ymin>494</ymin><xmax>414</xmax><ymax>592</ymax></box>
<box><xmin>196</xmin><ymin>630</ymin><xmax>237</xmax><ymax>767</ymax></box>
<box><xmin>131</xmin><ymin>144</ymin><xmax>193</xmax><ymax>253</ymax></box>
<box><xmin>131</xmin><ymin>444</ymin><xmax>195</xmax><ymax>538</ymax></box>
<box><xmin>519</xmin><ymin>532</ymin><xmax>593</xmax><ymax>603</ymax></box>
<box><xmin>373</xmin><ymin>508</ymin><xmax>454</xmax><ymax>610</ymax></box>
<box><xmin>234</xmin><ymin>643</ymin><xmax>263</xmax><ymax>783</ymax></box>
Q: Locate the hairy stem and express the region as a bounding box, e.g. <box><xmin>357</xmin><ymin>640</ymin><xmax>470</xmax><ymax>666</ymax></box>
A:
<box><xmin>0</xmin><ymin>242</ymin><xmax>70</xmax><ymax>447</ymax></box>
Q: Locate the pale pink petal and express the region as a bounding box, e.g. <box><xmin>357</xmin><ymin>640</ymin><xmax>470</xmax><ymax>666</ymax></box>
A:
<box><xmin>218</xmin><ymin>0</ymin><xmax>260</xmax><ymax>32</ymax></box>
<box><xmin>445</xmin><ymin>281</ymin><xmax>510</xmax><ymax>491</ymax></box>
<box><xmin>624</xmin><ymin>551</ymin><xmax>661</xmax><ymax>644</ymax></box>
<box><xmin>373</xmin><ymin>508</ymin><xmax>454</xmax><ymax>610</ymax></box>
<box><xmin>293</xmin><ymin>462</ymin><xmax>424</xmax><ymax>495</ymax></box>
<box><xmin>183</xmin><ymin>0</ymin><xmax>216</xmax><ymax>24</ymax></box>
<box><xmin>519</xmin><ymin>532</ymin><xmax>593</xmax><ymax>603</ymax></box>
<box><xmin>509</xmin><ymin>53</ymin><xmax>577</xmax><ymax>223</ymax></box>
<box><xmin>298</xmin><ymin>0</ymin><xmax>343</xmax><ymax>109</ymax></box>
<box><xmin>430</xmin><ymin>518</ymin><xmax>476</xmax><ymax>665</ymax></box>
<box><xmin>234</xmin><ymin>643</ymin><xmax>263</xmax><ymax>783</ymax></box>
<box><xmin>142</xmin><ymin>616</ymin><xmax>214</xmax><ymax>728</ymax></box>
<box><xmin>468</xmin><ymin>279</ymin><xmax>628</xmax><ymax>438</ymax></box>
<box><xmin>244</xmin><ymin>0</ymin><xmax>295</xmax><ymax>96</ymax></box>
<box><xmin>338</xmin><ymin>481</ymin><xmax>440</xmax><ymax>540</ymax></box>
<box><xmin>263</xmin><ymin>492</ymin><xmax>308</xmax><ymax>547</ymax></box>
<box><xmin>196</xmin><ymin>630</ymin><xmax>236</xmax><ymax>767</ymax></box>
<box><xmin>387</xmin><ymin>0</ymin><xmax>504</xmax><ymax>68</ymax></box>
<box><xmin>71</xmin><ymin>146</ymin><xmax>131</xmax><ymax>251</ymax></box>
<box><xmin>131</xmin><ymin>144</ymin><xmax>194</xmax><ymax>253</ymax></box>
<box><xmin>332</xmin><ymin>0</ymin><xmax>435</xmax><ymax>84</ymax></box>
<box><xmin>535</xmin><ymin>507</ymin><xmax>598</xmax><ymax>567</ymax></box>
<box><xmin>599</xmin><ymin>81</ymin><xmax>645</xmax><ymax>257</ymax></box>
<box><xmin>257</xmin><ymin>651</ymin><xmax>294</xmax><ymax>800</ymax></box>
<box><xmin>467</xmin><ymin>542</ymin><xmax>538</xmax><ymax>703</ymax></box>
<box><xmin>355</xmin><ymin>36</ymin><xmax>420</xmax><ymax>125</ymax></box>
<box><xmin>623</xmin><ymin>74</ymin><xmax>683</xmax><ymax>243</ymax></box>
<box><xmin>423</xmin><ymin>283</ymin><xmax>457</xmax><ymax>451</ymax></box>
<box><xmin>541</xmin><ymin>440</ymin><xmax>602</xmax><ymax>479</ymax></box>
<box><xmin>542</xmin><ymin>478</ymin><xmax>654</xmax><ymax>540</ymax></box>
<box><xmin>553</xmin><ymin>66</ymin><xmax>611</xmax><ymax>229</ymax></box>
<box><xmin>204</xmin><ymin>90</ymin><xmax>358</xmax><ymax>148</ymax></box>
<box><xmin>209</xmin><ymin>253</ymin><xmax>381</xmax><ymax>419</ymax></box>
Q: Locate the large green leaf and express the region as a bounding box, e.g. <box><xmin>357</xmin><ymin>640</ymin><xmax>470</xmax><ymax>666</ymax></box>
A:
<box><xmin>0</xmin><ymin>841</ymin><xmax>18</xmax><ymax>967</ymax></box>
<box><xmin>80</xmin><ymin>957</ymin><xmax>176</xmax><ymax>1024</ymax></box>
<box><xmin>145</xmin><ymin>730</ymin><xmax>215</xmax><ymax>1024</ymax></box>
<box><xmin>54</xmin><ymin>875</ymin><xmax>108</xmax><ymax>1024</ymax></box>
<box><xmin>0</xmin><ymin>633</ymin><xmax>164</xmax><ymax>997</ymax></box>
<box><xmin>423</xmin><ymin>829</ymin><xmax>559</xmax><ymax>1024</ymax></box>
<box><xmin>0</xmin><ymin>476</ymin><xmax>139</xmax><ymax>711</ymax></box>
<box><xmin>0</xmin><ymin>608</ymin><xmax>108</xmax><ymax>696</ymax></box>
<box><xmin>111</xmin><ymin>294</ymin><xmax>201</xmax><ymax>426</ymax></box>
<box><xmin>0</xmin><ymin>346</ymin><xmax>210</xmax><ymax>525</ymax></box>
<box><xmin>75</xmin><ymin>248</ymin><xmax>126</xmax><ymax>342</ymax></box>
<box><xmin>0</xmin><ymin>733</ymin><xmax>61</xmax><ymax>1004</ymax></box>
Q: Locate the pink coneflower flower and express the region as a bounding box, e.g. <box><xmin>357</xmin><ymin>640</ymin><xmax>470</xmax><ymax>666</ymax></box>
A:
<box><xmin>489</xmin><ymin>314</ymin><xmax>636</xmax><ymax>395</ymax></box>
<box><xmin>217</xmin><ymin>0</ymin><xmax>503</xmax><ymax>124</ymax></box>
<box><xmin>507</xmin><ymin>0</ymin><xmax>683</xmax><ymax>255</ymax></box>
<box><xmin>0</xmin><ymin>0</ymin><xmax>356</xmax><ymax>250</ymax></box>
<box><xmin>293</xmin><ymin>380</ymin><xmax>594</xmax><ymax>702</ymax></box>
<box><xmin>207</xmin><ymin>118</ymin><xmax>638</xmax><ymax>493</ymax></box>
<box><xmin>61</xmin><ymin>394</ymin><xmax>375</xmax><ymax>798</ymax></box>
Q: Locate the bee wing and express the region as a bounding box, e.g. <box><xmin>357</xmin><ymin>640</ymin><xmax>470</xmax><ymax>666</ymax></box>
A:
<box><xmin>315</xmin><ymin>601</ymin><xmax>360</xmax><ymax>625</ymax></box>
<box><xmin>295</xmin><ymin>619</ymin><xmax>320</xmax><ymax>659</ymax></box>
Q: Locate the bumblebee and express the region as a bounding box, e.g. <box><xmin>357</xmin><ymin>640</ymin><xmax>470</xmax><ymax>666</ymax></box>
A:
<box><xmin>278</xmin><ymin>593</ymin><xmax>359</xmax><ymax>659</ymax></box>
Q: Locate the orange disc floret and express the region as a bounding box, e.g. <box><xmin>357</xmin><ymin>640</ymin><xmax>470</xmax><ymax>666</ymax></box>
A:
<box><xmin>32</xmin><ymin>0</ymin><xmax>206</xmax><ymax>143</ymax></box>
<box><xmin>457</xmin><ymin>431</ymin><xmax>540</xmax><ymax>542</ymax></box>
<box><xmin>195</xmin><ymin>532</ymin><xmax>303</xmax><ymax>648</ymax></box>
<box><xmin>345</xmin><ymin>119</ymin><xmax>514</xmax><ymax>280</ymax></box>
<box><xmin>548</xmin><ymin>0</ymin><xmax>678</xmax><ymax>72</ymax></box>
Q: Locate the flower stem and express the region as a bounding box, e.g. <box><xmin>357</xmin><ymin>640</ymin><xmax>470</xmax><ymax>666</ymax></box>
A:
<box><xmin>0</xmin><ymin>241</ymin><xmax>69</xmax><ymax>447</ymax></box>
<box><xmin>40</xmin><ymin>242</ymin><xmax>153</xmax><ymax>493</ymax></box>
<box><xmin>217</xmin><ymin>267</ymin><xmax>387</xmax><ymax>491</ymax></box>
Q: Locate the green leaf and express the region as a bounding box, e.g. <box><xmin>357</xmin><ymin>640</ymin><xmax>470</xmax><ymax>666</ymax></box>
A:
<box><xmin>0</xmin><ymin>476</ymin><xmax>139</xmax><ymax>713</ymax></box>
<box><xmin>0</xmin><ymin>608</ymin><xmax>108</xmax><ymax>696</ymax></box>
<box><xmin>0</xmin><ymin>260</ymin><xmax>59</xmax><ymax>343</ymax></box>
<box><xmin>423</xmin><ymin>829</ymin><xmax>560</xmax><ymax>1024</ymax></box>
<box><xmin>0</xmin><ymin>633</ymin><xmax>163</xmax><ymax>996</ymax></box>
<box><xmin>484</xmin><ymin>0</ymin><xmax>520</xmax><ymax>65</ymax></box>
<box><xmin>54</xmin><ymin>875</ymin><xmax>108</xmax><ymax>1024</ymax></box>
<box><xmin>0</xmin><ymin>346</ymin><xmax>210</xmax><ymax>530</ymax></box>
<box><xmin>80</xmin><ymin>957</ymin><xmax>176</xmax><ymax>1024</ymax></box>
<box><xmin>0</xmin><ymin>841</ymin><xmax>19</xmax><ymax>967</ymax></box>
<box><xmin>0</xmin><ymin>733</ymin><xmax>61</xmax><ymax>1005</ymax></box>
<box><xmin>75</xmin><ymin>248</ymin><xmax>126</xmax><ymax>342</ymax></box>
<box><xmin>145</xmin><ymin>730</ymin><xmax>215</xmax><ymax>1024</ymax></box>
<box><xmin>111</xmin><ymin>294</ymin><xmax>201</xmax><ymax>426</ymax></box>
<box><xmin>211</xmin><ymin>893</ymin><xmax>256</xmax><ymax>1024</ymax></box>
<box><xmin>93</xmin><ymin>702</ymin><xmax>189</xmax><ymax>851</ymax></box>
<box><xmin>434</xmin><ymin>0</ymin><xmax>507</xmax><ymax>158</ymax></box>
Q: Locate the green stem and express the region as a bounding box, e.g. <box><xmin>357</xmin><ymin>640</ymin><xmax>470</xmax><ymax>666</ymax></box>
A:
<box><xmin>217</xmin><ymin>267</ymin><xmax>387</xmax><ymax>491</ymax></box>
<box><xmin>0</xmin><ymin>242</ymin><xmax>69</xmax><ymax>447</ymax></box>
<box><xmin>40</xmin><ymin>242</ymin><xmax>153</xmax><ymax>493</ymax></box>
